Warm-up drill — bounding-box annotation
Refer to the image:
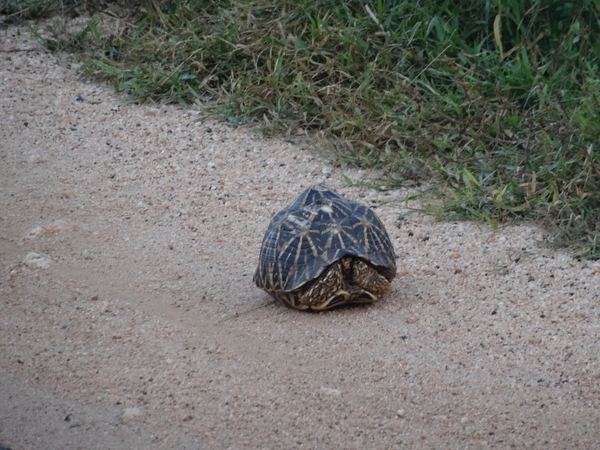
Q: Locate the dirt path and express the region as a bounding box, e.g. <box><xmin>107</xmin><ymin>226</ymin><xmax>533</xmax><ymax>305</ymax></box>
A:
<box><xmin>1</xmin><ymin>26</ymin><xmax>600</xmax><ymax>450</ymax></box>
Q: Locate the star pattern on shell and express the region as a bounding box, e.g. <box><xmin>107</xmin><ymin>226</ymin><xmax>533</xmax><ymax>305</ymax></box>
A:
<box><xmin>254</xmin><ymin>185</ymin><xmax>397</xmax><ymax>310</ymax></box>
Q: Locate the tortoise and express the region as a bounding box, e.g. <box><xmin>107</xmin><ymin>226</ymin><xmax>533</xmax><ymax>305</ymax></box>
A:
<box><xmin>253</xmin><ymin>185</ymin><xmax>397</xmax><ymax>310</ymax></box>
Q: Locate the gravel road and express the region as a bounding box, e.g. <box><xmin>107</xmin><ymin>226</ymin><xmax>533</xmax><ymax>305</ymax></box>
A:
<box><xmin>1</xmin><ymin>25</ymin><xmax>600</xmax><ymax>450</ymax></box>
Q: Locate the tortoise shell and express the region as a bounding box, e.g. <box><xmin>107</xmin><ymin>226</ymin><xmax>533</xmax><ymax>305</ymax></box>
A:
<box><xmin>253</xmin><ymin>185</ymin><xmax>396</xmax><ymax>310</ymax></box>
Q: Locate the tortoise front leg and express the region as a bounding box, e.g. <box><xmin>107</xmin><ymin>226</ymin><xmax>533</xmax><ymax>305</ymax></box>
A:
<box><xmin>298</xmin><ymin>260</ymin><xmax>351</xmax><ymax>310</ymax></box>
<box><xmin>350</xmin><ymin>259</ymin><xmax>391</xmax><ymax>302</ymax></box>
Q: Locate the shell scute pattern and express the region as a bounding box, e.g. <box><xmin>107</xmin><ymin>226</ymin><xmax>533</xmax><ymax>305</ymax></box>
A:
<box><xmin>254</xmin><ymin>185</ymin><xmax>397</xmax><ymax>310</ymax></box>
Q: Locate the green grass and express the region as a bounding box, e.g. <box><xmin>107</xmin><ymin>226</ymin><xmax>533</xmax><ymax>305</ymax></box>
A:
<box><xmin>3</xmin><ymin>0</ymin><xmax>600</xmax><ymax>258</ymax></box>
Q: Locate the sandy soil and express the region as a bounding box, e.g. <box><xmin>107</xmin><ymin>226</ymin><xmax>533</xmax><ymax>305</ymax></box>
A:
<box><xmin>2</xmin><ymin>24</ymin><xmax>600</xmax><ymax>450</ymax></box>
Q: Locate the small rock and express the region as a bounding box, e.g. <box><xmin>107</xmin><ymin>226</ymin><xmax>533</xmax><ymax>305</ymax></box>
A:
<box><xmin>205</xmin><ymin>345</ymin><xmax>217</xmax><ymax>354</ymax></box>
<box><xmin>27</xmin><ymin>154</ymin><xmax>44</xmax><ymax>164</ymax></box>
<box><xmin>25</xmin><ymin>220</ymin><xmax>71</xmax><ymax>239</ymax></box>
<box><xmin>317</xmin><ymin>386</ymin><xmax>341</xmax><ymax>396</ymax></box>
<box><xmin>122</xmin><ymin>407</ymin><xmax>143</xmax><ymax>423</ymax></box>
<box><xmin>397</xmin><ymin>409</ymin><xmax>405</xmax><ymax>417</ymax></box>
<box><xmin>26</xmin><ymin>226</ymin><xmax>43</xmax><ymax>238</ymax></box>
<box><xmin>23</xmin><ymin>252</ymin><xmax>53</xmax><ymax>269</ymax></box>
<box><xmin>207</xmin><ymin>162</ymin><xmax>216</xmax><ymax>169</ymax></box>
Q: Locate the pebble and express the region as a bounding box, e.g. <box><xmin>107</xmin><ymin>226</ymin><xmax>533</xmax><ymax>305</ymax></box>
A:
<box><xmin>317</xmin><ymin>387</ymin><xmax>341</xmax><ymax>396</ymax></box>
<box><xmin>23</xmin><ymin>252</ymin><xmax>53</xmax><ymax>269</ymax></box>
<box><xmin>122</xmin><ymin>407</ymin><xmax>143</xmax><ymax>423</ymax></box>
<box><xmin>207</xmin><ymin>162</ymin><xmax>216</xmax><ymax>169</ymax></box>
<box><xmin>25</xmin><ymin>220</ymin><xmax>71</xmax><ymax>239</ymax></box>
<box><xmin>27</xmin><ymin>154</ymin><xmax>44</xmax><ymax>164</ymax></box>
